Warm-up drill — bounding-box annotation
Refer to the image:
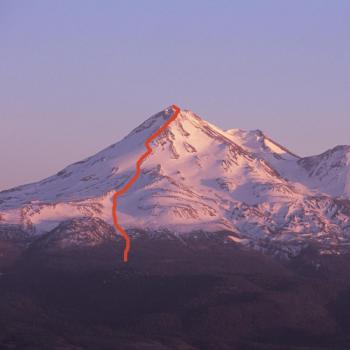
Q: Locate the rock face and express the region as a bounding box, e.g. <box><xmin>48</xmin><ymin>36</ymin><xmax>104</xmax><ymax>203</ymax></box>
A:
<box><xmin>1</xmin><ymin>106</ymin><xmax>350</xmax><ymax>257</ymax></box>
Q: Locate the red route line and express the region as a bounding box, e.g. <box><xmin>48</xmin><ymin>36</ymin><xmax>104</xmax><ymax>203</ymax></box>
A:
<box><xmin>112</xmin><ymin>105</ymin><xmax>181</xmax><ymax>262</ymax></box>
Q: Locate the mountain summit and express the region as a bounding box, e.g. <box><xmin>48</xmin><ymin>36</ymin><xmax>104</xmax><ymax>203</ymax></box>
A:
<box><xmin>1</xmin><ymin>106</ymin><xmax>350</xmax><ymax>257</ymax></box>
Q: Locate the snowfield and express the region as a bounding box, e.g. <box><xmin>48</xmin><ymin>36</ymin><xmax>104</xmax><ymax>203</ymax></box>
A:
<box><xmin>1</xmin><ymin>106</ymin><xmax>350</xmax><ymax>257</ymax></box>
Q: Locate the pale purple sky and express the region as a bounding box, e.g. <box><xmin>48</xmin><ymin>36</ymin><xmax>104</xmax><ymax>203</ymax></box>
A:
<box><xmin>1</xmin><ymin>0</ymin><xmax>349</xmax><ymax>190</ymax></box>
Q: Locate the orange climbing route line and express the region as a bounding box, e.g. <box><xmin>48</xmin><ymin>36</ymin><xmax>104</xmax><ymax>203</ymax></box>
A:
<box><xmin>112</xmin><ymin>105</ymin><xmax>181</xmax><ymax>262</ymax></box>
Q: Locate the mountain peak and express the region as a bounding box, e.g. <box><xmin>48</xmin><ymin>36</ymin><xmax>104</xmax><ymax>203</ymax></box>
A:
<box><xmin>328</xmin><ymin>145</ymin><xmax>350</xmax><ymax>154</ymax></box>
<box><xmin>1</xmin><ymin>106</ymin><xmax>350</xmax><ymax>259</ymax></box>
<box><xmin>226</xmin><ymin>128</ymin><xmax>299</xmax><ymax>160</ymax></box>
<box><xmin>128</xmin><ymin>105</ymin><xmax>179</xmax><ymax>138</ymax></box>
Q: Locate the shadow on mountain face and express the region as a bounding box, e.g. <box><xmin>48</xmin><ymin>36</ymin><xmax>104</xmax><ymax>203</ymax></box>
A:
<box><xmin>1</xmin><ymin>236</ymin><xmax>350</xmax><ymax>350</ymax></box>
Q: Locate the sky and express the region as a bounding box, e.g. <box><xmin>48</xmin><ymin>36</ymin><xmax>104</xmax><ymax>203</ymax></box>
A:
<box><xmin>0</xmin><ymin>0</ymin><xmax>349</xmax><ymax>190</ymax></box>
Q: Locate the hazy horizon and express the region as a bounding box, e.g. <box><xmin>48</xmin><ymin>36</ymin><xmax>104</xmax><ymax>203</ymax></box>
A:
<box><xmin>1</xmin><ymin>1</ymin><xmax>349</xmax><ymax>190</ymax></box>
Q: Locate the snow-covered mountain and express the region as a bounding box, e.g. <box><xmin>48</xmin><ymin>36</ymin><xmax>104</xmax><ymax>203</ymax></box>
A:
<box><xmin>1</xmin><ymin>106</ymin><xmax>350</xmax><ymax>257</ymax></box>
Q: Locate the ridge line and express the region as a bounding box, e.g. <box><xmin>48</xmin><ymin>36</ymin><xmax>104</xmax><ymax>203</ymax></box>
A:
<box><xmin>112</xmin><ymin>105</ymin><xmax>181</xmax><ymax>262</ymax></box>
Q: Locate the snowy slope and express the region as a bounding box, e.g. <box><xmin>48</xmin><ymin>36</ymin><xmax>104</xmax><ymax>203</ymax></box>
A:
<box><xmin>1</xmin><ymin>106</ymin><xmax>350</xmax><ymax>256</ymax></box>
<box><xmin>298</xmin><ymin>145</ymin><xmax>350</xmax><ymax>198</ymax></box>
